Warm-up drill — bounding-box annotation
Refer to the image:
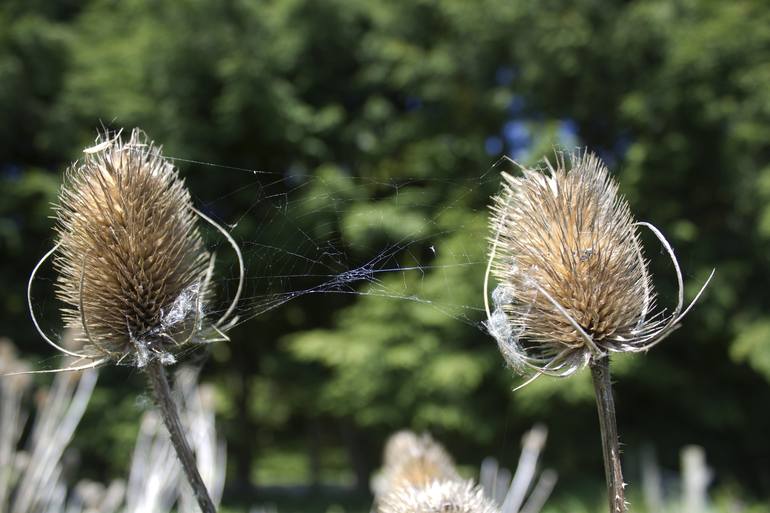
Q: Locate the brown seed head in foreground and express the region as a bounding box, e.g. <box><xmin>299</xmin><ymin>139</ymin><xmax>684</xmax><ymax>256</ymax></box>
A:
<box><xmin>484</xmin><ymin>151</ymin><xmax>713</xmax><ymax>381</ymax></box>
<box><xmin>28</xmin><ymin>129</ymin><xmax>242</xmax><ymax>370</ymax></box>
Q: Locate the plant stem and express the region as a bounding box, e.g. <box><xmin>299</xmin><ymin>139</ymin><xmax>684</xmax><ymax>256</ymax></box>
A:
<box><xmin>590</xmin><ymin>355</ymin><xmax>626</xmax><ymax>513</ymax></box>
<box><xmin>146</xmin><ymin>359</ymin><xmax>216</xmax><ymax>513</ymax></box>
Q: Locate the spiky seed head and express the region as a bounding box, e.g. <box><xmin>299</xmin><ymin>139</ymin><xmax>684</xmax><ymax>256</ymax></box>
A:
<box><xmin>486</xmin><ymin>151</ymin><xmax>664</xmax><ymax>378</ymax></box>
<box><xmin>378</xmin><ymin>480</ymin><xmax>499</xmax><ymax>513</ymax></box>
<box><xmin>377</xmin><ymin>431</ymin><xmax>460</xmax><ymax>498</ymax></box>
<box><xmin>383</xmin><ymin>430</ymin><xmax>423</xmax><ymax>469</ymax></box>
<box><xmin>53</xmin><ymin>129</ymin><xmax>211</xmax><ymax>367</ymax></box>
<box><xmin>373</xmin><ymin>430</ymin><xmax>423</xmax><ymax>498</ymax></box>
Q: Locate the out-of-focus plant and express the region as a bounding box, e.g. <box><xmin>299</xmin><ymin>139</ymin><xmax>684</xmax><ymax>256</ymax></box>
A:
<box><xmin>372</xmin><ymin>425</ymin><xmax>555</xmax><ymax>513</ymax></box>
<box><xmin>0</xmin><ymin>337</ymin><xmax>226</xmax><ymax>513</ymax></box>
<box><xmin>2</xmin><ymin>0</ymin><xmax>770</xmax><ymax>499</ymax></box>
<box><xmin>0</xmin><ymin>337</ymin><xmax>97</xmax><ymax>513</ymax></box>
<box><xmin>478</xmin><ymin>425</ymin><xmax>556</xmax><ymax>513</ymax></box>
<box><xmin>124</xmin><ymin>367</ymin><xmax>226</xmax><ymax>513</ymax></box>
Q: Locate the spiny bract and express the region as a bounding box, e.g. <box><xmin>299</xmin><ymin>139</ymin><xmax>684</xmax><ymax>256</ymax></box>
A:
<box><xmin>485</xmin><ymin>151</ymin><xmax>711</xmax><ymax>379</ymax></box>
<box><xmin>54</xmin><ymin>129</ymin><xmax>212</xmax><ymax>367</ymax></box>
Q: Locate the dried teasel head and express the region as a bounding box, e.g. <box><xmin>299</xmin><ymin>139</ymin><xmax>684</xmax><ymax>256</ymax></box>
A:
<box><xmin>27</xmin><ymin>129</ymin><xmax>243</xmax><ymax>371</ymax></box>
<box><xmin>375</xmin><ymin>431</ymin><xmax>500</xmax><ymax>513</ymax></box>
<box><xmin>375</xmin><ymin>431</ymin><xmax>460</xmax><ymax>499</ymax></box>
<box><xmin>378</xmin><ymin>480</ymin><xmax>499</xmax><ymax>513</ymax></box>
<box><xmin>383</xmin><ymin>430</ymin><xmax>424</xmax><ymax>470</ymax></box>
<box><xmin>484</xmin><ymin>151</ymin><xmax>713</xmax><ymax>384</ymax></box>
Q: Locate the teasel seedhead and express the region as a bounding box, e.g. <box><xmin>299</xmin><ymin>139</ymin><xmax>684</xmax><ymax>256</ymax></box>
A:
<box><xmin>375</xmin><ymin>431</ymin><xmax>460</xmax><ymax>499</ymax></box>
<box><xmin>27</xmin><ymin>129</ymin><xmax>243</xmax><ymax>372</ymax></box>
<box><xmin>378</xmin><ymin>480</ymin><xmax>499</xmax><ymax>513</ymax></box>
<box><xmin>484</xmin><ymin>150</ymin><xmax>713</xmax><ymax>384</ymax></box>
<box><xmin>383</xmin><ymin>430</ymin><xmax>424</xmax><ymax>470</ymax></box>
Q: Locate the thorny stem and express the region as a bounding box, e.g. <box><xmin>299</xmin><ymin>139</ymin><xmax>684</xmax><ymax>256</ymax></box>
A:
<box><xmin>146</xmin><ymin>359</ymin><xmax>216</xmax><ymax>513</ymax></box>
<box><xmin>590</xmin><ymin>355</ymin><xmax>627</xmax><ymax>513</ymax></box>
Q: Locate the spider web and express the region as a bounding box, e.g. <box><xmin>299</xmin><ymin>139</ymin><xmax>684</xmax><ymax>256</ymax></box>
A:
<box><xmin>22</xmin><ymin>123</ymin><xmax>586</xmax><ymax>372</ymax></box>
<box><xmin>178</xmin><ymin>154</ymin><xmax>511</xmax><ymax>334</ymax></box>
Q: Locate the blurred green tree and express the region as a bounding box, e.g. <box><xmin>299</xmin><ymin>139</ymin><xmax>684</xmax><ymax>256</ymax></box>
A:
<box><xmin>2</xmin><ymin>0</ymin><xmax>769</xmax><ymax>503</ymax></box>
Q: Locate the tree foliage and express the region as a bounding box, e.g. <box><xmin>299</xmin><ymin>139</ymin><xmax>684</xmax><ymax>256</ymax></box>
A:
<box><xmin>2</xmin><ymin>0</ymin><xmax>769</xmax><ymax>501</ymax></box>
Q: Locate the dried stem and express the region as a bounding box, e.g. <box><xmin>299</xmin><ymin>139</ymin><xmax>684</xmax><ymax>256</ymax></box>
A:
<box><xmin>145</xmin><ymin>360</ymin><xmax>216</xmax><ymax>513</ymax></box>
<box><xmin>589</xmin><ymin>355</ymin><xmax>626</xmax><ymax>513</ymax></box>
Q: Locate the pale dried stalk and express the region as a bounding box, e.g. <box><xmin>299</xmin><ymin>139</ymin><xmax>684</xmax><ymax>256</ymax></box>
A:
<box><xmin>146</xmin><ymin>360</ymin><xmax>216</xmax><ymax>513</ymax></box>
<box><xmin>11</xmin><ymin>369</ymin><xmax>97</xmax><ymax>513</ymax></box>
<box><xmin>500</xmin><ymin>424</ymin><xmax>548</xmax><ymax>513</ymax></box>
<box><xmin>681</xmin><ymin>445</ymin><xmax>711</xmax><ymax>513</ymax></box>
<box><xmin>518</xmin><ymin>470</ymin><xmax>557</xmax><ymax>513</ymax></box>
<box><xmin>479</xmin><ymin>425</ymin><xmax>555</xmax><ymax>513</ymax></box>
<box><xmin>125</xmin><ymin>366</ymin><xmax>225</xmax><ymax>513</ymax></box>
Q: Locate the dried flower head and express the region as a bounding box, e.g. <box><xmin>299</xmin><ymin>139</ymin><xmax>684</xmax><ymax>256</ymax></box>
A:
<box><xmin>484</xmin><ymin>151</ymin><xmax>712</xmax><ymax>382</ymax></box>
<box><xmin>378</xmin><ymin>480</ymin><xmax>499</xmax><ymax>513</ymax></box>
<box><xmin>376</xmin><ymin>431</ymin><xmax>460</xmax><ymax>498</ymax></box>
<box><xmin>382</xmin><ymin>430</ymin><xmax>423</xmax><ymax>470</ymax></box>
<box><xmin>28</xmin><ymin>129</ymin><xmax>243</xmax><ymax>371</ymax></box>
